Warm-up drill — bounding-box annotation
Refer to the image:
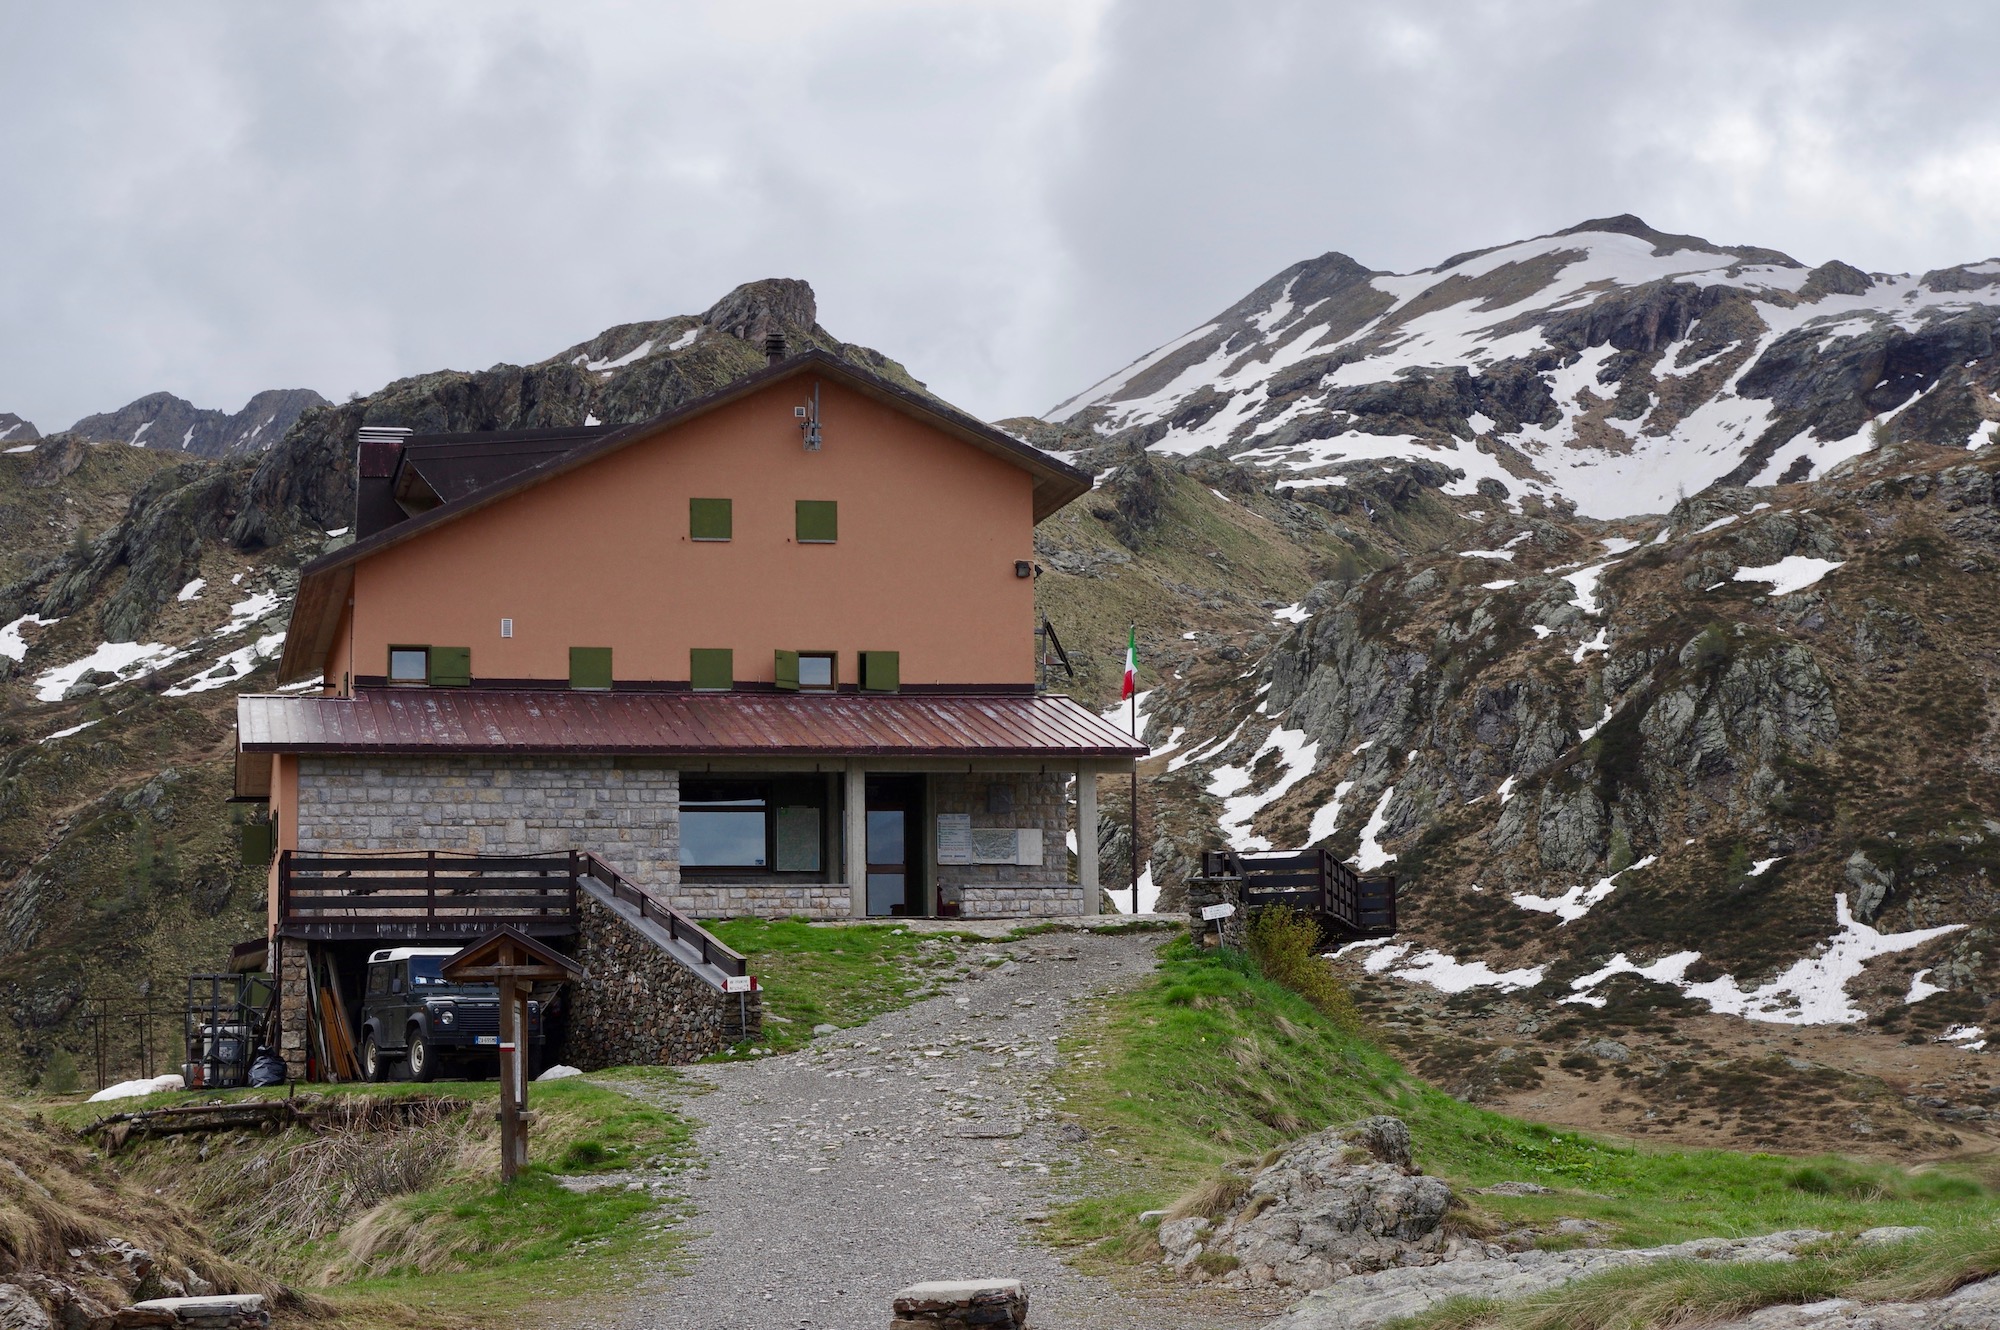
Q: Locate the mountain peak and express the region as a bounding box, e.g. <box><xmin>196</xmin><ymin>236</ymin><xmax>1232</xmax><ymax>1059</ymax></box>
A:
<box><xmin>1053</xmin><ymin>219</ymin><xmax>2000</xmax><ymax>517</ymax></box>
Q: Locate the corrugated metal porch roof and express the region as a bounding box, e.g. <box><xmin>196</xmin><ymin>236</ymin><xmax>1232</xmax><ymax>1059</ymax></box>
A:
<box><xmin>237</xmin><ymin>689</ymin><xmax>1147</xmax><ymax>760</ymax></box>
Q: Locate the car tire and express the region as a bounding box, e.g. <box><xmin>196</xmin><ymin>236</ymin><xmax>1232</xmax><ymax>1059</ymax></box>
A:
<box><xmin>362</xmin><ymin>1034</ymin><xmax>386</xmax><ymax>1083</ymax></box>
<box><xmin>406</xmin><ymin>1027</ymin><xmax>436</xmax><ymax>1083</ymax></box>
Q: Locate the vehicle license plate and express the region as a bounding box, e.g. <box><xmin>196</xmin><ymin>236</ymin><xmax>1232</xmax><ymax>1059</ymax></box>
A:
<box><xmin>475</xmin><ymin>1036</ymin><xmax>498</xmax><ymax>1046</ymax></box>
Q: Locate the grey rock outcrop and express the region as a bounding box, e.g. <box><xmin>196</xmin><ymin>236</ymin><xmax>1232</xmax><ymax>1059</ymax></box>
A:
<box><xmin>1273</xmin><ymin>1229</ymin><xmax>1834</xmax><ymax>1330</ymax></box>
<box><xmin>1158</xmin><ymin>1116</ymin><xmax>1459</xmax><ymax>1291</ymax></box>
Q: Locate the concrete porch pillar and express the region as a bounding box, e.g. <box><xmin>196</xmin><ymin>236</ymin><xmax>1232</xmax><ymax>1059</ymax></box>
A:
<box><xmin>1077</xmin><ymin>765</ymin><xmax>1099</xmax><ymax>915</ymax></box>
<box><xmin>844</xmin><ymin>761</ymin><xmax>867</xmax><ymax>919</ymax></box>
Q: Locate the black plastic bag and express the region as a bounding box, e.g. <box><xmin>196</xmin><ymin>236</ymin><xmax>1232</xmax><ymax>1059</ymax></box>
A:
<box><xmin>247</xmin><ymin>1047</ymin><xmax>287</xmax><ymax>1087</ymax></box>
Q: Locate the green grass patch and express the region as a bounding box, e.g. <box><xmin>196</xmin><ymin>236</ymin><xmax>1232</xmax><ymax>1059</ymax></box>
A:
<box><xmin>37</xmin><ymin>1071</ymin><xmax>696</xmax><ymax>1329</ymax></box>
<box><xmin>1051</xmin><ymin>939</ymin><xmax>1998</xmax><ymax>1262</ymax></box>
<box><xmin>707</xmin><ymin>917</ymin><xmax>949</xmax><ymax>1052</ymax></box>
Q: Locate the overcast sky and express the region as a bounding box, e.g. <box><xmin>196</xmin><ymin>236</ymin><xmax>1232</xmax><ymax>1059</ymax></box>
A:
<box><xmin>4</xmin><ymin>1</ymin><xmax>1999</xmax><ymax>431</ymax></box>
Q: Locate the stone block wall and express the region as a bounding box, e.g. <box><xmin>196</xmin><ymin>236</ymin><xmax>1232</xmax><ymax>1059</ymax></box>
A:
<box><xmin>563</xmin><ymin>891</ymin><xmax>760</xmax><ymax>1066</ymax></box>
<box><xmin>294</xmin><ymin>756</ymin><xmax>680</xmax><ymax>890</ymax></box>
<box><xmin>1185</xmin><ymin>874</ymin><xmax>1248</xmax><ymax>950</ymax></box>
<box><xmin>932</xmin><ymin>772</ymin><xmax>1082</xmax><ymax>918</ymax></box>
<box><xmin>669</xmin><ymin>881</ymin><xmax>851</xmax><ymax>920</ymax></box>
<box><xmin>275</xmin><ymin>939</ymin><xmax>310</xmax><ymax>1078</ymax></box>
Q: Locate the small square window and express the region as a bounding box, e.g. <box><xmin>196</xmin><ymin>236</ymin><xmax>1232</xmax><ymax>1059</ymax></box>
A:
<box><xmin>691</xmin><ymin>648</ymin><xmax>733</xmax><ymax>691</ymax></box>
<box><xmin>797</xmin><ymin>653</ymin><xmax>835</xmax><ymax>690</ymax></box>
<box><xmin>795</xmin><ymin>499</ymin><xmax>837</xmax><ymax>543</ymax></box>
<box><xmin>690</xmin><ymin>497</ymin><xmax>732</xmax><ymax>541</ymax></box>
<box><xmin>569</xmin><ymin>646</ymin><xmax>613</xmax><ymax>691</ymax></box>
<box><xmin>388</xmin><ymin>647</ymin><xmax>428</xmax><ymax>683</ymax></box>
<box><xmin>860</xmin><ymin>650</ymin><xmax>899</xmax><ymax>693</ymax></box>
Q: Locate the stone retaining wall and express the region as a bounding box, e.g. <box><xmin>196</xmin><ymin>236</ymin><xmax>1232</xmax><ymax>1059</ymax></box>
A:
<box><xmin>562</xmin><ymin>890</ymin><xmax>760</xmax><ymax>1067</ymax></box>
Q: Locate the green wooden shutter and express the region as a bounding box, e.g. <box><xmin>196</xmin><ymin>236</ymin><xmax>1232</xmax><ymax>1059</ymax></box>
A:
<box><xmin>240</xmin><ymin>822</ymin><xmax>274</xmax><ymax>867</ymax></box>
<box><xmin>861</xmin><ymin>650</ymin><xmax>900</xmax><ymax>693</ymax></box>
<box><xmin>795</xmin><ymin>499</ymin><xmax>838</xmax><ymax>543</ymax></box>
<box><xmin>690</xmin><ymin>497</ymin><xmax>732</xmax><ymax>541</ymax></box>
<box><xmin>690</xmin><ymin>648</ymin><xmax>733</xmax><ymax>691</ymax></box>
<box><xmin>428</xmin><ymin>645</ymin><xmax>471</xmax><ymax>687</ymax></box>
<box><xmin>774</xmin><ymin>649</ymin><xmax>800</xmax><ymax>691</ymax></box>
<box><xmin>569</xmin><ymin>647</ymin><xmax>613</xmax><ymax>690</ymax></box>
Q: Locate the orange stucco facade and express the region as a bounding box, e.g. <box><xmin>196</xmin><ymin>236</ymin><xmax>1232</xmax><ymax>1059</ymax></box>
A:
<box><xmin>321</xmin><ymin>377</ymin><xmax>1039</xmax><ymax>691</ymax></box>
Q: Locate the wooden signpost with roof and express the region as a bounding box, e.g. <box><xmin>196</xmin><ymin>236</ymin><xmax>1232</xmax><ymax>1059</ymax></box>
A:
<box><xmin>441</xmin><ymin>927</ymin><xmax>583</xmax><ymax>1182</ymax></box>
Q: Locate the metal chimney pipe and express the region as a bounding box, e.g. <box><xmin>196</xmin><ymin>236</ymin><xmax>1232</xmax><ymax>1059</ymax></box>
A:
<box><xmin>764</xmin><ymin>332</ymin><xmax>787</xmax><ymax>365</ymax></box>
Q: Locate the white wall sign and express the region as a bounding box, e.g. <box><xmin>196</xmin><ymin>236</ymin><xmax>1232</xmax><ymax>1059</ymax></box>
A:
<box><xmin>1014</xmin><ymin>828</ymin><xmax>1043</xmax><ymax>867</ymax></box>
<box><xmin>1201</xmin><ymin>902</ymin><xmax>1237</xmax><ymax>921</ymax></box>
<box><xmin>936</xmin><ymin>814</ymin><xmax>973</xmax><ymax>865</ymax></box>
<box><xmin>722</xmin><ymin>975</ymin><xmax>756</xmax><ymax>994</ymax></box>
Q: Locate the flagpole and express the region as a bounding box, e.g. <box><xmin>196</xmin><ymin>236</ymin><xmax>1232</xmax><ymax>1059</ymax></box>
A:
<box><xmin>1129</xmin><ymin>624</ymin><xmax>1140</xmax><ymax>915</ymax></box>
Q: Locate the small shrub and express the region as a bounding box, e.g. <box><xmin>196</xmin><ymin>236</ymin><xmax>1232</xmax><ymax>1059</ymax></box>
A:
<box><xmin>1167</xmin><ymin>1172</ymin><xmax>1249</xmax><ymax>1221</ymax></box>
<box><xmin>1195</xmin><ymin>1248</ymin><xmax>1241</xmax><ymax>1275</ymax></box>
<box><xmin>560</xmin><ymin>1140</ymin><xmax>610</xmax><ymax>1170</ymax></box>
<box><xmin>1247</xmin><ymin>905</ymin><xmax>1359</xmax><ymax>1029</ymax></box>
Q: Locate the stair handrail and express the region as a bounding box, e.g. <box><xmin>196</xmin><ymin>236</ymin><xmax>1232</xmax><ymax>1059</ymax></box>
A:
<box><xmin>574</xmin><ymin>851</ymin><xmax>751</xmax><ymax>980</ymax></box>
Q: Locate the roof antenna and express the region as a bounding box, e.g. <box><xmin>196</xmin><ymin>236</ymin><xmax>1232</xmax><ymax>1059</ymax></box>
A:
<box><xmin>764</xmin><ymin>331</ymin><xmax>787</xmax><ymax>365</ymax></box>
<box><xmin>795</xmin><ymin>382</ymin><xmax>821</xmax><ymax>451</ymax></box>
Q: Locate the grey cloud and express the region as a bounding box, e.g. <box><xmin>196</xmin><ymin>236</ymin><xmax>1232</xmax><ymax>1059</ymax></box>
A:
<box><xmin>1</xmin><ymin>1</ymin><xmax>1996</xmax><ymax>431</ymax></box>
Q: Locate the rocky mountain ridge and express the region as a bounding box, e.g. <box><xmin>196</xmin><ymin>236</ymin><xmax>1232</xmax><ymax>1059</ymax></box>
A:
<box><xmin>1049</xmin><ymin>215</ymin><xmax>2000</xmax><ymax>519</ymax></box>
<box><xmin>63</xmin><ymin>388</ymin><xmax>330</xmax><ymax>459</ymax></box>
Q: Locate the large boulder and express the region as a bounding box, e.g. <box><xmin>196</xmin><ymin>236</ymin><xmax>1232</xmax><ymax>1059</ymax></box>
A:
<box><xmin>1157</xmin><ymin>1116</ymin><xmax>1462</xmax><ymax>1292</ymax></box>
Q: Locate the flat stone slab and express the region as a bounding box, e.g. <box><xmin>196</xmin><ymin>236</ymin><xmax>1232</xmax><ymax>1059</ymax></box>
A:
<box><xmin>895</xmin><ymin>1278</ymin><xmax>1025</xmax><ymax>1304</ymax></box>
<box><xmin>129</xmin><ymin>1294</ymin><xmax>266</xmax><ymax>1313</ymax></box>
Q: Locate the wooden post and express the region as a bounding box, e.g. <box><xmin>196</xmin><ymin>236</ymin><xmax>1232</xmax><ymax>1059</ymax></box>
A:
<box><xmin>440</xmin><ymin>928</ymin><xmax>581</xmax><ymax>1186</ymax></box>
<box><xmin>498</xmin><ymin>958</ymin><xmax>525</xmax><ymax>1182</ymax></box>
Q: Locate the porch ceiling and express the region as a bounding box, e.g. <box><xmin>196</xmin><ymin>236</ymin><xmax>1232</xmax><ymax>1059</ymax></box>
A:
<box><xmin>237</xmin><ymin>689</ymin><xmax>1147</xmax><ymax>761</ymax></box>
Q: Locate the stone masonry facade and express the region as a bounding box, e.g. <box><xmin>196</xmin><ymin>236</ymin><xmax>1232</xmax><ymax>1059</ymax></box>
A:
<box><xmin>294</xmin><ymin>755</ymin><xmax>682</xmax><ymax>890</ymax></box>
<box><xmin>564</xmin><ymin>890</ymin><xmax>760</xmax><ymax>1065</ymax></box>
<box><xmin>292</xmin><ymin>757</ymin><xmax>1084</xmax><ymax>919</ymax></box>
<box><xmin>668</xmin><ymin>881</ymin><xmax>851</xmax><ymax>920</ymax></box>
<box><xmin>932</xmin><ymin>771</ymin><xmax>1083</xmax><ymax>918</ymax></box>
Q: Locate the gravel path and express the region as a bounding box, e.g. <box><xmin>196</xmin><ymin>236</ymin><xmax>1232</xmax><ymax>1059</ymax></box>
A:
<box><xmin>612</xmin><ymin>926</ymin><xmax>1264</xmax><ymax>1330</ymax></box>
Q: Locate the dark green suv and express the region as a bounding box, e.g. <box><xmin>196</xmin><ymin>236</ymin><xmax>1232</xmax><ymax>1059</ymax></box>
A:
<box><xmin>358</xmin><ymin>947</ymin><xmax>545</xmax><ymax>1082</ymax></box>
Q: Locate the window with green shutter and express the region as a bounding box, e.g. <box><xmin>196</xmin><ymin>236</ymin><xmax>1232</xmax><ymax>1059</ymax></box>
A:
<box><xmin>428</xmin><ymin>645</ymin><xmax>471</xmax><ymax>687</ymax></box>
<box><xmin>795</xmin><ymin>499</ymin><xmax>837</xmax><ymax>543</ymax></box>
<box><xmin>569</xmin><ymin>646</ymin><xmax>613</xmax><ymax>691</ymax></box>
<box><xmin>240</xmin><ymin>822</ymin><xmax>274</xmax><ymax>867</ymax></box>
<box><xmin>774</xmin><ymin>649</ymin><xmax>799</xmax><ymax>691</ymax></box>
<box><xmin>690</xmin><ymin>648</ymin><xmax>733</xmax><ymax>691</ymax></box>
<box><xmin>860</xmin><ymin>650</ymin><xmax>900</xmax><ymax>693</ymax></box>
<box><xmin>690</xmin><ymin>497</ymin><xmax>732</xmax><ymax>541</ymax></box>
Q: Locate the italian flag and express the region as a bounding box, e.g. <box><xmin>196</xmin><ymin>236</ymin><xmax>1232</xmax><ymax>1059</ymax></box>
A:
<box><xmin>1120</xmin><ymin>625</ymin><xmax>1137</xmax><ymax>700</ymax></box>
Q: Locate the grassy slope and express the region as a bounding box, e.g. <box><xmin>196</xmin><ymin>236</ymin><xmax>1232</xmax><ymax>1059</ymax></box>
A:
<box><xmin>1052</xmin><ymin>939</ymin><xmax>1995</xmax><ymax>1265</ymax></box>
<box><xmin>42</xmin><ymin>1072</ymin><xmax>694</xmax><ymax>1329</ymax></box>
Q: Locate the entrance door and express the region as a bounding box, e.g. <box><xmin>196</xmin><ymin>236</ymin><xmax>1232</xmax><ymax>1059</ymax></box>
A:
<box><xmin>865</xmin><ymin>776</ymin><xmax>924</xmax><ymax>917</ymax></box>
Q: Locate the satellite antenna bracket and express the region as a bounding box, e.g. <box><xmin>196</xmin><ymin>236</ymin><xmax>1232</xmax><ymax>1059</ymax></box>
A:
<box><xmin>799</xmin><ymin>382</ymin><xmax>822</xmax><ymax>451</ymax></box>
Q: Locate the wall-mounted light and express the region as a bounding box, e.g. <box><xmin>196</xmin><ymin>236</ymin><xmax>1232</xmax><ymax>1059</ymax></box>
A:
<box><xmin>1014</xmin><ymin>560</ymin><xmax>1033</xmax><ymax>579</ymax></box>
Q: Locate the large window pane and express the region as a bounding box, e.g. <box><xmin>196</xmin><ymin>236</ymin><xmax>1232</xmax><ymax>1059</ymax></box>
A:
<box><xmin>683</xmin><ymin>796</ymin><xmax>767</xmax><ymax>867</ymax></box>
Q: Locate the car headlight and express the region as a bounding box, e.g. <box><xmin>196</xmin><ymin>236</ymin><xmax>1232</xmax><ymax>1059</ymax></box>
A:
<box><xmin>436</xmin><ymin>1009</ymin><xmax>455</xmax><ymax>1026</ymax></box>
